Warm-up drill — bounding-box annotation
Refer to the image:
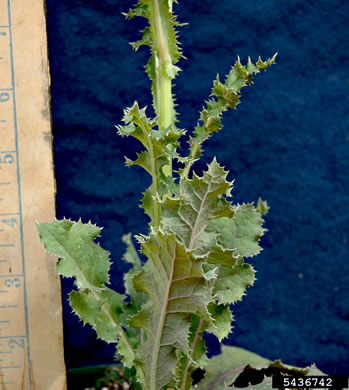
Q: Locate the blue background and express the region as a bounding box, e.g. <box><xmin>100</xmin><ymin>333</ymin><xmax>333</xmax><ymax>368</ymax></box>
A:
<box><xmin>45</xmin><ymin>0</ymin><xmax>349</xmax><ymax>376</ymax></box>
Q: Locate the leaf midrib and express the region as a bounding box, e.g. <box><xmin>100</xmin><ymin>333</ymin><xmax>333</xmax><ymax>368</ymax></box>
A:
<box><xmin>44</xmin><ymin>228</ymin><xmax>104</xmax><ymax>291</ymax></box>
<box><xmin>149</xmin><ymin>244</ymin><xmax>176</xmax><ymax>390</ymax></box>
<box><xmin>188</xmin><ymin>179</ymin><xmax>213</xmax><ymax>250</ymax></box>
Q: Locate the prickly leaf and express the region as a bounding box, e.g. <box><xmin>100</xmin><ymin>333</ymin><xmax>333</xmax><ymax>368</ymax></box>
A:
<box><xmin>181</xmin><ymin>55</ymin><xmax>277</xmax><ymax>178</ymax></box>
<box><xmin>69</xmin><ymin>288</ymin><xmax>124</xmax><ymax>343</ymax></box>
<box><xmin>129</xmin><ymin>232</ymin><xmax>212</xmax><ymax>389</ymax></box>
<box><xmin>207</xmin><ymin>203</ymin><xmax>265</xmax><ymax>258</ymax></box>
<box><xmin>37</xmin><ymin>219</ymin><xmax>111</xmax><ymax>290</ymax></box>
<box><xmin>162</xmin><ymin>158</ymin><xmax>233</xmax><ymax>253</ymax></box>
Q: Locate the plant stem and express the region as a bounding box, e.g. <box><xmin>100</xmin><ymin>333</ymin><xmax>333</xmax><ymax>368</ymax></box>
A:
<box><xmin>159</xmin><ymin>75</ymin><xmax>173</xmax><ymax>131</ymax></box>
<box><xmin>149</xmin><ymin>138</ymin><xmax>160</xmax><ymax>229</ymax></box>
<box><xmin>182</xmin><ymin>143</ymin><xmax>200</xmax><ymax>179</ymax></box>
<box><xmin>154</xmin><ymin>0</ymin><xmax>174</xmax><ymax>178</ymax></box>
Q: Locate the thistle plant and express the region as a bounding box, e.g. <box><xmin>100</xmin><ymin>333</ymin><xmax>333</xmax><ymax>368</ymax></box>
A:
<box><xmin>37</xmin><ymin>1</ymin><xmax>280</xmax><ymax>389</ymax></box>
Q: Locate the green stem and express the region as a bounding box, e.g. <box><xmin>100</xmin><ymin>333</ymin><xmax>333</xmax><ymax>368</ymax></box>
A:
<box><xmin>182</xmin><ymin>143</ymin><xmax>200</xmax><ymax>179</ymax></box>
<box><xmin>149</xmin><ymin>140</ymin><xmax>160</xmax><ymax>229</ymax></box>
<box><xmin>154</xmin><ymin>0</ymin><xmax>174</xmax><ymax>177</ymax></box>
<box><xmin>159</xmin><ymin>75</ymin><xmax>173</xmax><ymax>130</ymax></box>
<box><xmin>160</xmin><ymin>73</ymin><xmax>174</xmax><ymax>177</ymax></box>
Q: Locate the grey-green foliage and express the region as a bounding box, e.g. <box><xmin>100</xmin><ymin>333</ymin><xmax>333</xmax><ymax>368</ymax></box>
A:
<box><xmin>36</xmin><ymin>1</ymin><xmax>282</xmax><ymax>389</ymax></box>
<box><xmin>196</xmin><ymin>345</ymin><xmax>326</xmax><ymax>390</ymax></box>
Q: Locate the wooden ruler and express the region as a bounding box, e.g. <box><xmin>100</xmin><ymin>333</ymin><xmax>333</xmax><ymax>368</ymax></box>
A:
<box><xmin>0</xmin><ymin>0</ymin><xmax>66</xmax><ymax>389</ymax></box>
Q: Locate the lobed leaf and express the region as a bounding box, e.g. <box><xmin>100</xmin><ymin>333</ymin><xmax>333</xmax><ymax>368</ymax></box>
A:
<box><xmin>69</xmin><ymin>288</ymin><xmax>124</xmax><ymax>343</ymax></box>
<box><xmin>180</xmin><ymin>54</ymin><xmax>277</xmax><ymax>178</ymax></box>
<box><xmin>176</xmin><ymin>316</ymin><xmax>209</xmax><ymax>390</ymax></box>
<box><xmin>207</xmin><ymin>203</ymin><xmax>265</xmax><ymax>259</ymax></box>
<box><xmin>121</xmin><ymin>233</ymin><xmax>146</xmax><ymax>310</ymax></box>
<box><xmin>129</xmin><ymin>232</ymin><xmax>212</xmax><ymax>389</ymax></box>
<box><xmin>37</xmin><ymin>219</ymin><xmax>136</xmax><ymax>363</ymax></box>
<box><xmin>117</xmin><ymin>101</ymin><xmax>186</xmax><ymax>225</ymax></box>
<box><xmin>196</xmin><ymin>345</ymin><xmax>326</xmax><ymax>390</ymax></box>
<box><xmin>210</xmin><ymin>260</ymin><xmax>256</xmax><ymax>306</ymax></box>
<box><xmin>161</xmin><ymin>158</ymin><xmax>234</xmax><ymax>253</ymax></box>
<box><xmin>37</xmin><ymin>219</ymin><xmax>110</xmax><ymax>290</ymax></box>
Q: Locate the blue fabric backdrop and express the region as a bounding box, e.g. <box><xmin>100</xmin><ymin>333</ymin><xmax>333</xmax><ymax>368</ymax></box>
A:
<box><xmin>45</xmin><ymin>0</ymin><xmax>349</xmax><ymax>376</ymax></box>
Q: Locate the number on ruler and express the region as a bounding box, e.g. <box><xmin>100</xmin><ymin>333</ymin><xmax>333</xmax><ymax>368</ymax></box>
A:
<box><xmin>8</xmin><ymin>338</ymin><xmax>25</xmax><ymax>349</ymax></box>
<box><xmin>2</xmin><ymin>217</ymin><xmax>17</xmax><ymax>227</ymax></box>
<box><xmin>0</xmin><ymin>92</ymin><xmax>10</xmax><ymax>102</ymax></box>
<box><xmin>5</xmin><ymin>277</ymin><xmax>21</xmax><ymax>288</ymax></box>
<box><xmin>0</xmin><ymin>154</ymin><xmax>14</xmax><ymax>164</ymax></box>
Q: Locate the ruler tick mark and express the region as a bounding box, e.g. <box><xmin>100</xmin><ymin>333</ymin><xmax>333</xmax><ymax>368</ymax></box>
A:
<box><xmin>0</xmin><ymin>305</ymin><xmax>17</xmax><ymax>308</ymax></box>
<box><xmin>0</xmin><ymin>244</ymin><xmax>14</xmax><ymax>247</ymax></box>
<box><xmin>0</xmin><ymin>259</ymin><xmax>8</xmax><ymax>263</ymax></box>
<box><xmin>0</xmin><ymin>290</ymin><xmax>9</xmax><ymax>293</ymax></box>
<box><xmin>0</xmin><ymin>182</ymin><xmax>10</xmax><ymax>185</ymax></box>
<box><xmin>0</xmin><ymin>274</ymin><xmax>23</xmax><ymax>277</ymax></box>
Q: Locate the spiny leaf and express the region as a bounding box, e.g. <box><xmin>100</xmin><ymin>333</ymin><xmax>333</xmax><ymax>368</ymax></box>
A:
<box><xmin>116</xmin><ymin>327</ymin><xmax>140</xmax><ymax>368</ymax></box>
<box><xmin>176</xmin><ymin>316</ymin><xmax>209</xmax><ymax>390</ymax></box>
<box><xmin>69</xmin><ymin>288</ymin><xmax>124</xmax><ymax>343</ymax></box>
<box><xmin>37</xmin><ymin>219</ymin><xmax>110</xmax><ymax>290</ymax></box>
<box><xmin>161</xmin><ymin>158</ymin><xmax>234</xmax><ymax>253</ymax></box>
<box><xmin>121</xmin><ymin>233</ymin><xmax>146</xmax><ymax>310</ymax></box>
<box><xmin>124</xmin><ymin>151</ymin><xmax>152</xmax><ymax>174</ymax></box>
<box><xmin>205</xmin><ymin>244</ymin><xmax>239</xmax><ymax>267</ymax></box>
<box><xmin>180</xmin><ymin>55</ymin><xmax>277</xmax><ymax>178</ymax></box>
<box><xmin>129</xmin><ymin>232</ymin><xmax>212</xmax><ymax>390</ymax></box>
<box><xmin>117</xmin><ymin>102</ymin><xmax>185</xmax><ymax>226</ymax></box>
<box><xmin>207</xmin><ymin>203</ymin><xmax>265</xmax><ymax>258</ymax></box>
<box><xmin>118</xmin><ymin>101</ymin><xmax>185</xmax><ymax>178</ymax></box>
<box><xmin>196</xmin><ymin>345</ymin><xmax>325</xmax><ymax>390</ymax></box>
<box><xmin>37</xmin><ymin>219</ymin><xmax>136</xmax><ymax>365</ymax></box>
<box><xmin>207</xmin><ymin>303</ymin><xmax>233</xmax><ymax>342</ymax></box>
<box><xmin>122</xmin><ymin>233</ymin><xmax>142</xmax><ymax>272</ymax></box>
<box><xmin>140</xmin><ymin>185</ymin><xmax>155</xmax><ymax>223</ymax></box>
<box><xmin>116</xmin><ymin>101</ymin><xmax>155</xmax><ymax>151</ymax></box>
<box><xmin>256</xmin><ymin>197</ymin><xmax>270</xmax><ymax>215</ymax></box>
<box><xmin>204</xmin><ymin>259</ymin><xmax>256</xmax><ymax>306</ymax></box>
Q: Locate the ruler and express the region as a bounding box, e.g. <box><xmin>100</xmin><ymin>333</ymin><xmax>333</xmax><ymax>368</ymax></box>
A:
<box><xmin>0</xmin><ymin>0</ymin><xmax>66</xmax><ymax>389</ymax></box>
